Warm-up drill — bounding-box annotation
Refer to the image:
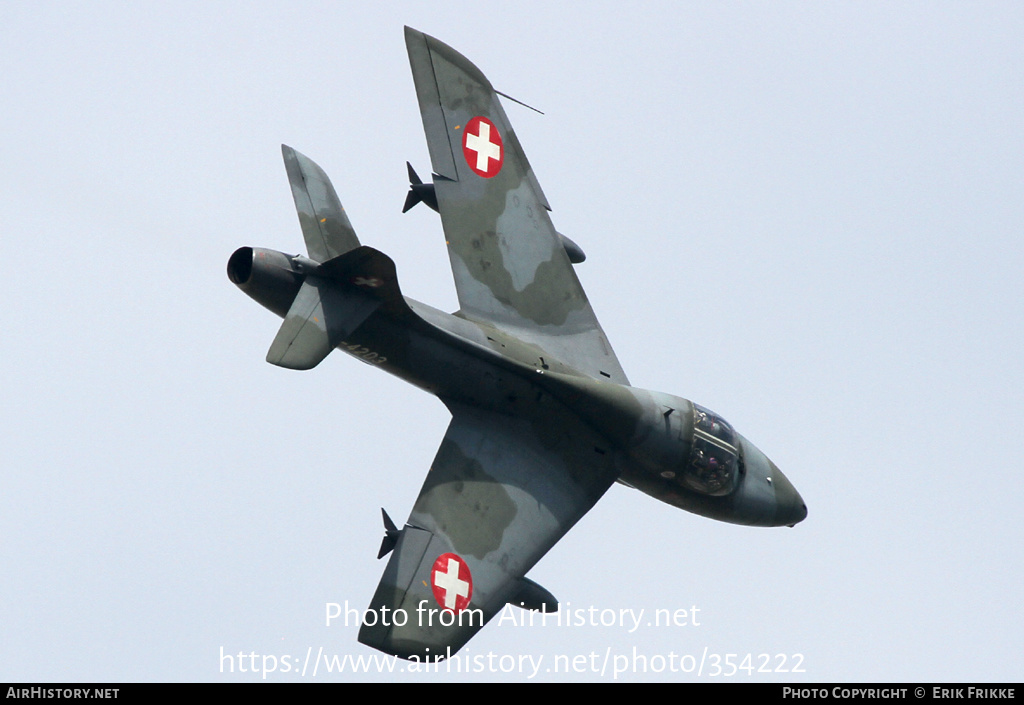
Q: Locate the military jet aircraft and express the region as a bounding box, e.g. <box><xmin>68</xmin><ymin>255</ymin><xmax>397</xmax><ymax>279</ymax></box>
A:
<box><xmin>228</xmin><ymin>26</ymin><xmax>806</xmax><ymax>661</ymax></box>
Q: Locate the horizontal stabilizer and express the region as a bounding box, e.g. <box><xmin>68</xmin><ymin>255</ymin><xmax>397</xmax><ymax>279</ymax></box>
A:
<box><xmin>266</xmin><ymin>276</ymin><xmax>379</xmax><ymax>370</ymax></box>
<box><xmin>283</xmin><ymin>145</ymin><xmax>360</xmax><ymax>262</ymax></box>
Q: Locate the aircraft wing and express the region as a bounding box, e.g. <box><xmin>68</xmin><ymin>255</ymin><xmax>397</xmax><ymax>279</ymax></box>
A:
<box><xmin>358</xmin><ymin>400</ymin><xmax>619</xmax><ymax>659</ymax></box>
<box><xmin>404</xmin><ymin>27</ymin><xmax>629</xmax><ymax>385</ymax></box>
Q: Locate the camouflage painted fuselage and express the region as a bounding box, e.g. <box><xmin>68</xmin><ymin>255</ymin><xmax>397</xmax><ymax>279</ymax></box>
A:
<box><xmin>228</xmin><ymin>27</ymin><xmax>806</xmax><ymax>660</ymax></box>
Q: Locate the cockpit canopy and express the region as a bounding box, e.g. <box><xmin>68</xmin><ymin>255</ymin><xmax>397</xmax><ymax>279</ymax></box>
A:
<box><xmin>684</xmin><ymin>404</ymin><xmax>740</xmax><ymax>496</ymax></box>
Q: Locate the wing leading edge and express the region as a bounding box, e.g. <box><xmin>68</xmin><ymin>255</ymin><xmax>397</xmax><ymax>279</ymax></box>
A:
<box><xmin>359</xmin><ymin>401</ymin><xmax>619</xmax><ymax>659</ymax></box>
<box><xmin>404</xmin><ymin>27</ymin><xmax>628</xmax><ymax>385</ymax></box>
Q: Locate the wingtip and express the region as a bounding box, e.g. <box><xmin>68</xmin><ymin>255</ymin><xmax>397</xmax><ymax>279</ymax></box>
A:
<box><xmin>404</xmin><ymin>26</ymin><xmax>424</xmax><ymax>45</ymax></box>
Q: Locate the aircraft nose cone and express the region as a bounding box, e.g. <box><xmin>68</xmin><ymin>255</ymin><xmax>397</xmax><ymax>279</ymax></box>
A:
<box><xmin>771</xmin><ymin>468</ymin><xmax>807</xmax><ymax>526</ymax></box>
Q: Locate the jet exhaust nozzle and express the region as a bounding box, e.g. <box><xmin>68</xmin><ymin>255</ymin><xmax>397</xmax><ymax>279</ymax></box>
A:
<box><xmin>227</xmin><ymin>246</ymin><xmax>304</xmax><ymax>318</ymax></box>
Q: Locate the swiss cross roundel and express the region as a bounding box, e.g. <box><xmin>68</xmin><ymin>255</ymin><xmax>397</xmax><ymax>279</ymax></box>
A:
<box><xmin>461</xmin><ymin>116</ymin><xmax>504</xmax><ymax>178</ymax></box>
<box><xmin>430</xmin><ymin>552</ymin><xmax>473</xmax><ymax>613</ymax></box>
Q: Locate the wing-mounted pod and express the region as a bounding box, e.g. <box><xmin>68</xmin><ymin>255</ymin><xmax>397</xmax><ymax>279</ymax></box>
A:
<box><xmin>377</xmin><ymin>508</ymin><xmax>402</xmax><ymax>559</ymax></box>
<box><xmin>557</xmin><ymin>232</ymin><xmax>586</xmax><ymax>264</ymax></box>
<box><xmin>402</xmin><ymin>162</ymin><xmax>585</xmax><ymax>263</ymax></box>
<box><xmin>507</xmin><ymin>577</ymin><xmax>558</xmax><ymax>613</ymax></box>
<box><xmin>402</xmin><ymin>162</ymin><xmax>439</xmax><ymax>213</ymax></box>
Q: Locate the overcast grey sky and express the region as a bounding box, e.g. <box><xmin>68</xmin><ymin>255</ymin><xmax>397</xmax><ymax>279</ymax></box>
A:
<box><xmin>2</xmin><ymin>2</ymin><xmax>1021</xmax><ymax>682</ymax></box>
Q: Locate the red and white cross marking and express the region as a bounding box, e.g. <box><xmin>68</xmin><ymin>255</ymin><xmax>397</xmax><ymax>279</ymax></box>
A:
<box><xmin>351</xmin><ymin>276</ymin><xmax>383</xmax><ymax>288</ymax></box>
<box><xmin>462</xmin><ymin>116</ymin><xmax>504</xmax><ymax>178</ymax></box>
<box><xmin>430</xmin><ymin>552</ymin><xmax>473</xmax><ymax>613</ymax></box>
